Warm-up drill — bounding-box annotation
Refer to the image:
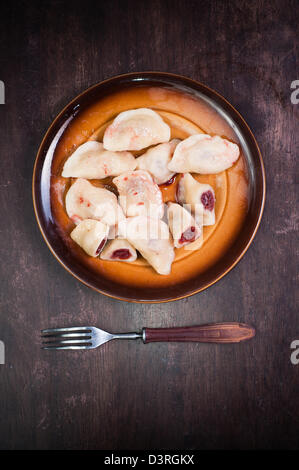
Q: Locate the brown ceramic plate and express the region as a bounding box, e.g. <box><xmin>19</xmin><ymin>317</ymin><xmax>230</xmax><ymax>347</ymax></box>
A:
<box><xmin>32</xmin><ymin>72</ymin><xmax>265</xmax><ymax>302</ymax></box>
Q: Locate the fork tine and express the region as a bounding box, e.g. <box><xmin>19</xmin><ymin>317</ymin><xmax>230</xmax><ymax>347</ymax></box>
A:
<box><xmin>41</xmin><ymin>327</ymin><xmax>92</xmax><ymax>334</ymax></box>
<box><xmin>42</xmin><ymin>339</ymin><xmax>92</xmax><ymax>345</ymax></box>
<box><xmin>41</xmin><ymin>333</ymin><xmax>91</xmax><ymax>338</ymax></box>
<box><xmin>42</xmin><ymin>345</ymin><xmax>91</xmax><ymax>350</ymax></box>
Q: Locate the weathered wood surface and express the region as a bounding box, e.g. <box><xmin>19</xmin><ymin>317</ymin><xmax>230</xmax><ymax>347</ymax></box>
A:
<box><xmin>0</xmin><ymin>0</ymin><xmax>298</xmax><ymax>449</ymax></box>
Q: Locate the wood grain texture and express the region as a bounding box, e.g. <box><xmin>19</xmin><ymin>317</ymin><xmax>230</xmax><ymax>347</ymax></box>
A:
<box><xmin>0</xmin><ymin>0</ymin><xmax>298</xmax><ymax>450</ymax></box>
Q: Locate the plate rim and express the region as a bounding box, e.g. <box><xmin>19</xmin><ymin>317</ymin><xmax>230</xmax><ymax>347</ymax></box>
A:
<box><xmin>32</xmin><ymin>71</ymin><xmax>266</xmax><ymax>303</ymax></box>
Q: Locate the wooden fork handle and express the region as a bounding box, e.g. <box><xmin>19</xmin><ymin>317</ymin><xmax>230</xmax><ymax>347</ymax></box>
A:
<box><xmin>143</xmin><ymin>322</ymin><xmax>255</xmax><ymax>344</ymax></box>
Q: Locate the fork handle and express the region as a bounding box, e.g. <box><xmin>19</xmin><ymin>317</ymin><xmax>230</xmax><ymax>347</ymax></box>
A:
<box><xmin>143</xmin><ymin>322</ymin><xmax>255</xmax><ymax>344</ymax></box>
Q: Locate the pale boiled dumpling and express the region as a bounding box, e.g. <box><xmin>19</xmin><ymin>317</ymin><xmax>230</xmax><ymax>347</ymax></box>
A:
<box><xmin>119</xmin><ymin>216</ymin><xmax>175</xmax><ymax>275</ymax></box>
<box><xmin>168</xmin><ymin>134</ymin><xmax>240</xmax><ymax>174</ymax></box>
<box><xmin>183</xmin><ymin>211</ymin><xmax>204</xmax><ymax>251</ymax></box>
<box><xmin>61</xmin><ymin>141</ymin><xmax>136</xmax><ymax>179</ymax></box>
<box><xmin>70</xmin><ymin>219</ymin><xmax>109</xmax><ymax>257</ymax></box>
<box><xmin>135</xmin><ymin>139</ymin><xmax>180</xmax><ymax>185</ymax></box>
<box><xmin>167</xmin><ymin>202</ymin><xmax>202</xmax><ymax>248</ymax></box>
<box><xmin>65</xmin><ymin>178</ymin><xmax>124</xmax><ymax>226</ymax></box>
<box><xmin>103</xmin><ymin>108</ymin><xmax>171</xmax><ymax>151</ymax></box>
<box><xmin>100</xmin><ymin>238</ymin><xmax>137</xmax><ymax>262</ymax></box>
<box><xmin>113</xmin><ymin>170</ymin><xmax>164</xmax><ymax>219</ymax></box>
<box><xmin>177</xmin><ymin>173</ymin><xmax>215</xmax><ymax>226</ymax></box>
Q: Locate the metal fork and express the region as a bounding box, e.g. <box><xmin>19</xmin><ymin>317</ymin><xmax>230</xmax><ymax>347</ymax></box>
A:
<box><xmin>41</xmin><ymin>323</ymin><xmax>255</xmax><ymax>350</ymax></box>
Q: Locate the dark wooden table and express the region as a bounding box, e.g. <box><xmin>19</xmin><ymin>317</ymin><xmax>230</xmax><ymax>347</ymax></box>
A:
<box><xmin>0</xmin><ymin>0</ymin><xmax>298</xmax><ymax>450</ymax></box>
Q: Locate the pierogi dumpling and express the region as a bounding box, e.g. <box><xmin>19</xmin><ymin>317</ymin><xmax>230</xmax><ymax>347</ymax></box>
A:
<box><xmin>65</xmin><ymin>178</ymin><xmax>125</xmax><ymax>226</ymax></box>
<box><xmin>177</xmin><ymin>173</ymin><xmax>215</xmax><ymax>226</ymax></box>
<box><xmin>61</xmin><ymin>141</ymin><xmax>136</xmax><ymax>179</ymax></box>
<box><xmin>103</xmin><ymin>108</ymin><xmax>171</xmax><ymax>151</ymax></box>
<box><xmin>167</xmin><ymin>202</ymin><xmax>202</xmax><ymax>248</ymax></box>
<box><xmin>183</xmin><ymin>211</ymin><xmax>204</xmax><ymax>251</ymax></box>
<box><xmin>100</xmin><ymin>238</ymin><xmax>137</xmax><ymax>262</ymax></box>
<box><xmin>135</xmin><ymin>139</ymin><xmax>180</xmax><ymax>185</ymax></box>
<box><xmin>119</xmin><ymin>216</ymin><xmax>175</xmax><ymax>275</ymax></box>
<box><xmin>168</xmin><ymin>134</ymin><xmax>240</xmax><ymax>174</ymax></box>
<box><xmin>113</xmin><ymin>170</ymin><xmax>164</xmax><ymax>219</ymax></box>
<box><xmin>70</xmin><ymin>219</ymin><xmax>109</xmax><ymax>257</ymax></box>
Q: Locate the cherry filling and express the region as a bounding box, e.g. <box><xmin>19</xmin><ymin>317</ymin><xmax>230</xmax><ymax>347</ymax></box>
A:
<box><xmin>179</xmin><ymin>226</ymin><xmax>196</xmax><ymax>244</ymax></box>
<box><xmin>110</xmin><ymin>249</ymin><xmax>131</xmax><ymax>260</ymax></box>
<box><xmin>201</xmin><ymin>190</ymin><xmax>214</xmax><ymax>211</ymax></box>
<box><xmin>159</xmin><ymin>174</ymin><xmax>177</xmax><ymax>187</ymax></box>
<box><xmin>96</xmin><ymin>238</ymin><xmax>107</xmax><ymax>255</ymax></box>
